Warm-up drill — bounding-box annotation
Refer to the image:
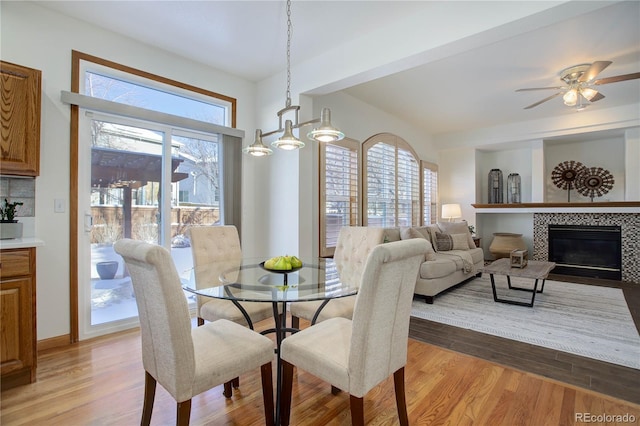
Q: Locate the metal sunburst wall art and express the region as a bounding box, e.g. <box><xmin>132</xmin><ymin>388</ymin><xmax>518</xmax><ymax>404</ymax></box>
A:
<box><xmin>551</xmin><ymin>161</ymin><xmax>587</xmax><ymax>202</ymax></box>
<box><xmin>576</xmin><ymin>166</ymin><xmax>615</xmax><ymax>202</ymax></box>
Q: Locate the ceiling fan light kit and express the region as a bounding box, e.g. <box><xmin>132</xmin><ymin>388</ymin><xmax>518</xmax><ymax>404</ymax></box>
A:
<box><xmin>244</xmin><ymin>0</ymin><xmax>344</xmax><ymax>157</ymax></box>
<box><xmin>517</xmin><ymin>61</ymin><xmax>640</xmax><ymax>110</ymax></box>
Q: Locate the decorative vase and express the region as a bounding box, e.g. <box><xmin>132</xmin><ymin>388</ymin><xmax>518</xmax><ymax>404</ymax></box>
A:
<box><xmin>507</xmin><ymin>173</ymin><xmax>521</xmax><ymax>203</ymax></box>
<box><xmin>489</xmin><ymin>232</ymin><xmax>526</xmax><ymax>259</ymax></box>
<box><xmin>96</xmin><ymin>261</ymin><xmax>119</xmax><ymax>280</ymax></box>
<box><xmin>488</xmin><ymin>169</ymin><xmax>503</xmax><ymax>204</ymax></box>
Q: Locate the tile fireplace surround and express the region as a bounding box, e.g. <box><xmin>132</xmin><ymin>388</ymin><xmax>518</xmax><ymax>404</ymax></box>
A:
<box><xmin>533</xmin><ymin>213</ymin><xmax>640</xmax><ymax>284</ymax></box>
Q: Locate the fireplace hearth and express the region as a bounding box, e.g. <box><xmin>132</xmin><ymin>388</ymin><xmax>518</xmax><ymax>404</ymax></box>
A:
<box><xmin>548</xmin><ymin>224</ymin><xmax>621</xmax><ymax>280</ymax></box>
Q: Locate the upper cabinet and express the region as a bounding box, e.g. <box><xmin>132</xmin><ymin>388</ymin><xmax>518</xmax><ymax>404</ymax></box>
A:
<box><xmin>0</xmin><ymin>61</ymin><xmax>41</xmax><ymax>176</ymax></box>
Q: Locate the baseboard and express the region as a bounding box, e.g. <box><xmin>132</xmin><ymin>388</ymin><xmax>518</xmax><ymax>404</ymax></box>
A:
<box><xmin>38</xmin><ymin>334</ymin><xmax>71</xmax><ymax>353</ymax></box>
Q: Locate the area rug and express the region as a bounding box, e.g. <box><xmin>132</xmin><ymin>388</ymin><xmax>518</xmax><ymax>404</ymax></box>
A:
<box><xmin>411</xmin><ymin>276</ymin><xmax>640</xmax><ymax>369</ymax></box>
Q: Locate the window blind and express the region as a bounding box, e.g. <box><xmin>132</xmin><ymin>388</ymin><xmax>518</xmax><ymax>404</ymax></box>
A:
<box><xmin>320</xmin><ymin>139</ymin><xmax>359</xmax><ymax>257</ymax></box>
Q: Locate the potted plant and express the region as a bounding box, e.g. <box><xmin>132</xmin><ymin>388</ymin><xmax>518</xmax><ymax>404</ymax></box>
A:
<box><xmin>0</xmin><ymin>198</ymin><xmax>24</xmax><ymax>239</ymax></box>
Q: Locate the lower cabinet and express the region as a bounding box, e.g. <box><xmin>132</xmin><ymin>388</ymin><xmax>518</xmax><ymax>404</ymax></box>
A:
<box><xmin>1</xmin><ymin>247</ymin><xmax>36</xmax><ymax>390</ymax></box>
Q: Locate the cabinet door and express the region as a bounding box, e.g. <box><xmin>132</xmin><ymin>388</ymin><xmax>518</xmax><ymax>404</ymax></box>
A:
<box><xmin>0</xmin><ymin>277</ymin><xmax>34</xmax><ymax>376</ymax></box>
<box><xmin>0</xmin><ymin>61</ymin><xmax>41</xmax><ymax>176</ymax></box>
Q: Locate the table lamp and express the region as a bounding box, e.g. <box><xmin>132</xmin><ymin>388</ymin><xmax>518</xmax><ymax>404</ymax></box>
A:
<box><xmin>442</xmin><ymin>203</ymin><xmax>462</xmax><ymax>222</ymax></box>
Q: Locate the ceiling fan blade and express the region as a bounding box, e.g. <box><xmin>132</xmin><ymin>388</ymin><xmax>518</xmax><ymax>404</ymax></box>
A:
<box><xmin>589</xmin><ymin>92</ymin><xmax>605</xmax><ymax>102</ymax></box>
<box><xmin>579</xmin><ymin>61</ymin><xmax>612</xmax><ymax>82</ymax></box>
<box><xmin>523</xmin><ymin>92</ymin><xmax>562</xmax><ymax>109</ymax></box>
<box><xmin>516</xmin><ymin>86</ymin><xmax>565</xmax><ymax>92</ymax></box>
<box><xmin>594</xmin><ymin>72</ymin><xmax>640</xmax><ymax>85</ymax></box>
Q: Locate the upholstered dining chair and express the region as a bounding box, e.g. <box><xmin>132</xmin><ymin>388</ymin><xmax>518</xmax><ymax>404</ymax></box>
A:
<box><xmin>113</xmin><ymin>239</ymin><xmax>275</xmax><ymax>426</ymax></box>
<box><xmin>290</xmin><ymin>226</ymin><xmax>386</xmax><ymax>328</ymax></box>
<box><xmin>279</xmin><ymin>238</ymin><xmax>428</xmax><ymax>426</ymax></box>
<box><xmin>188</xmin><ymin>225</ymin><xmax>274</xmax><ymax>329</ymax></box>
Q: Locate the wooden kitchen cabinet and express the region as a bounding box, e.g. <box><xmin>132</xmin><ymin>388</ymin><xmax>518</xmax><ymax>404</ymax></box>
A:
<box><xmin>0</xmin><ymin>61</ymin><xmax>41</xmax><ymax>176</ymax></box>
<box><xmin>1</xmin><ymin>247</ymin><xmax>37</xmax><ymax>390</ymax></box>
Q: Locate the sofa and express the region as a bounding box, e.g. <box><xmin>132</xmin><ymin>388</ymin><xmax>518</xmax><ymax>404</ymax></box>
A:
<box><xmin>383</xmin><ymin>222</ymin><xmax>484</xmax><ymax>303</ymax></box>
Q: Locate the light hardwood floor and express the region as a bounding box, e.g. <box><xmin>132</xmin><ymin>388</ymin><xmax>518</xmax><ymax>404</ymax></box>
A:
<box><xmin>2</xmin><ymin>317</ymin><xmax>639</xmax><ymax>426</ymax></box>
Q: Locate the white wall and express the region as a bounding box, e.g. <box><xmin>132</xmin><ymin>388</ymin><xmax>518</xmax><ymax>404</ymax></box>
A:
<box><xmin>2</xmin><ymin>2</ymin><xmax>257</xmax><ymax>340</ymax></box>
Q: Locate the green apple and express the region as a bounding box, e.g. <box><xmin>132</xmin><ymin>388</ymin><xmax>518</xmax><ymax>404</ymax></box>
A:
<box><xmin>264</xmin><ymin>256</ymin><xmax>280</xmax><ymax>269</ymax></box>
<box><xmin>290</xmin><ymin>256</ymin><xmax>302</xmax><ymax>268</ymax></box>
<box><xmin>273</xmin><ymin>256</ymin><xmax>292</xmax><ymax>270</ymax></box>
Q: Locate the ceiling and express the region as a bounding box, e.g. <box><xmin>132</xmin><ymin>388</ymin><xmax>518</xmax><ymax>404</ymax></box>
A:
<box><xmin>36</xmin><ymin>1</ymin><xmax>640</xmax><ymax>137</ymax></box>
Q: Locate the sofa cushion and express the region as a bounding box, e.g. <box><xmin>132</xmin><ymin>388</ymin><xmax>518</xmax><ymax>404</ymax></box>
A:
<box><xmin>419</xmin><ymin>248</ymin><xmax>483</xmax><ymax>280</ymax></box>
<box><xmin>400</xmin><ymin>227</ymin><xmax>437</xmax><ymax>260</ymax></box>
<box><xmin>437</xmin><ymin>221</ymin><xmax>476</xmax><ymax>249</ymax></box>
<box><xmin>419</xmin><ymin>257</ymin><xmax>457</xmax><ymax>279</ymax></box>
<box><xmin>383</xmin><ymin>228</ymin><xmax>401</xmax><ymax>243</ymax></box>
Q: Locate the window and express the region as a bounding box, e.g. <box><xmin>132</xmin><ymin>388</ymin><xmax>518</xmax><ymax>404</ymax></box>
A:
<box><xmin>319</xmin><ymin>138</ymin><xmax>359</xmax><ymax>257</ymax></box>
<box><xmin>422</xmin><ymin>161</ymin><xmax>438</xmax><ymax>224</ymax></box>
<box><xmin>363</xmin><ymin>134</ymin><xmax>420</xmax><ymax>228</ymax></box>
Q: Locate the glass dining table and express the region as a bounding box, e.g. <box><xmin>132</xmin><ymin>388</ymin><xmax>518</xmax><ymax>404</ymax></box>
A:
<box><xmin>182</xmin><ymin>256</ymin><xmax>358</xmax><ymax>423</ymax></box>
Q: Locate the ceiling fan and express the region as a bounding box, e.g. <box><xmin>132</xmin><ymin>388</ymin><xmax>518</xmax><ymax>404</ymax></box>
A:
<box><xmin>516</xmin><ymin>61</ymin><xmax>640</xmax><ymax>110</ymax></box>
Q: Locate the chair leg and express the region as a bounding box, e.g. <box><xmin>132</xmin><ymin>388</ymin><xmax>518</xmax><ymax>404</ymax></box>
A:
<box><xmin>394</xmin><ymin>367</ymin><xmax>409</xmax><ymax>426</ymax></box>
<box><xmin>223</xmin><ymin>381</ymin><xmax>233</xmax><ymax>398</ymax></box>
<box><xmin>197</xmin><ymin>317</ymin><xmax>204</xmax><ymax>326</ymax></box>
<box><xmin>280</xmin><ymin>360</ymin><xmax>295</xmax><ymax>426</ymax></box>
<box><xmin>291</xmin><ymin>315</ymin><xmax>300</xmax><ymax>330</ymax></box>
<box><xmin>349</xmin><ymin>395</ymin><xmax>365</xmax><ymax>426</ymax></box>
<box><xmin>176</xmin><ymin>399</ymin><xmax>191</xmax><ymax>426</ymax></box>
<box><xmin>232</xmin><ymin>376</ymin><xmax>240</xmax><ymax>388</ymax></box>
<box><xmin>331</xmin><ymin>385</ymin><xmax>341</xmax><ymax>395</ymax></box>
<box><xmin>260</xmin><ymin>362</ymin><xmax>275</xmax><ymax>426</ymax></box>
<box><xmin>141</xmin><ymin>371</ymin><xmax>156</xmax><ymax>426</ymax></box>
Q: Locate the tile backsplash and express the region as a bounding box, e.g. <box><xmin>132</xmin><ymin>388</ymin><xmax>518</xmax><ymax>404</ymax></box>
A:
<box><xmin>0</xmin><ymin>177</ymin><xmax>36</xmax><ymax>217</ymax></box>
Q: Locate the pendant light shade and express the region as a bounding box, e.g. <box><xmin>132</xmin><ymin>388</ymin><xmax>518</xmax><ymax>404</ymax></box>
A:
<box><xmin>272</xmin><ymin>120</ymin><xmax>305</xmax><ymax>150</ymax></box>
<box><xmin>242</xmin><ymin>129</ymin><xmax>273</xmax><ymax>156</ymax></box>
<box><xmin>307</xmin><ymin>108</ymin><xmax>345</xmax><ymax>143</ymax></box>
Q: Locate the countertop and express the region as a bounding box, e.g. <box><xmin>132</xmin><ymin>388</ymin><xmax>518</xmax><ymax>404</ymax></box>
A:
<box><xmin>0</xmin><ymin>237</ymin><xmax>45</xmax><ymax>249</ymax></box>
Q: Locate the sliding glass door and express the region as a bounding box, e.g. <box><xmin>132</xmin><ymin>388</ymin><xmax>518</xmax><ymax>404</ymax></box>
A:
<box><xmin>78</xmin><ymin>113</ymin><xmax>222</xmax><ymax>338</ymax></box>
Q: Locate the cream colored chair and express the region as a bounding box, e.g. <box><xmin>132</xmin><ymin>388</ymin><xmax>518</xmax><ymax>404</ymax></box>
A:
<box><xmin>114</xmin><ymin>239</ymin><xmax>275</xmax><ymax>426</ymax></box>
<box><xmin>188</xmin><ymin>225</ymin><xmax>274</xmax><ymax>328</ymax></box>
<box><xmin>290</xmin><ymin>226</ymin><xmax>386</xmax><ymax>327</ymax></box>
<box><xmin>279</xmin><ymin>238</ymin><xmax>429</xmax><ymax>426</ymax></box>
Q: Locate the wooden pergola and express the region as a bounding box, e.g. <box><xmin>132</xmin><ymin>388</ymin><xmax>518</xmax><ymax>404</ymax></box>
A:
<box><xmin>91</xmin><ymin>146</ymin><xmax>188</xmax><ymax>238</ymax></box>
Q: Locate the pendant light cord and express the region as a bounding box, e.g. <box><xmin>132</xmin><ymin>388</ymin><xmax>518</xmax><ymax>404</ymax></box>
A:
<box><xmin>285</xmin><ymin>0</ymin><xmax>292</xmax><ymax>108</ymax></box>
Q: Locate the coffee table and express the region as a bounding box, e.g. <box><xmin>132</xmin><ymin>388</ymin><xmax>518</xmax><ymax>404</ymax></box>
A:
<box><xmin>480</xmin><ymin>258</ymin><xmax>556</xmax><ymax>307</ymax></box>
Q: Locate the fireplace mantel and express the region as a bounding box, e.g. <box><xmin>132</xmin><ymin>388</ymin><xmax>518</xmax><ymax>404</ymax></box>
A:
<box><xmin>472</xmin><ymin>202</ymin><xmax>640</xmax><ymax>214</ymax></box>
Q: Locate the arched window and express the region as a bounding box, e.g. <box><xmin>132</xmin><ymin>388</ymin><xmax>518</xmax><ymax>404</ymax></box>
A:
<box><xmin>363</xmin><ymin>133</ymin><xmax>420</xmax><ymax>227</ymax></box>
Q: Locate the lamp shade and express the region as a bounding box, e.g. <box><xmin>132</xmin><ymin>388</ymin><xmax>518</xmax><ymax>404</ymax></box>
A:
<box><xmin>242</xmin><ymin>129</ymin><xmax>273</xmax><ymax>157</ymax></box>
<box><xmin>307</xmin><ymin>108</ymin><xmax>345</xmax><ymax>143</ymax></box>
<box><xmin>442</xmin><ymin>203</ymin><xmax>462</xmax><ymax>220</ymax></box>
<box><xmin>563</xmin><ymin>89</ymin><xmax>578</xmax><ymax>106</ymax></box>
<box><xmin>272</xmin><ymin>120</ymin><xmax>305</xmax><ymax>150</ymax></box>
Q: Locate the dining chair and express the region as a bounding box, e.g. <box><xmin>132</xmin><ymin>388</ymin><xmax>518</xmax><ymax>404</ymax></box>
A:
<box><xmin>188</xmin><ymin>225</ymin><xmax>275</xmax><ymax>329</ymax></box>
<box><xmin>290</xmin><ymin>226</ymin><xmax>386</xmax><ymax>328</ymax></box>
<box><xmin>279</xmin><ymin>238</ymin><xmax>429</xmax><ymax>426</ymax></box>
<box><xmin>113</xmin><ymin>239</ymin><xmax>275</xmax><ymax>426</ymax></box>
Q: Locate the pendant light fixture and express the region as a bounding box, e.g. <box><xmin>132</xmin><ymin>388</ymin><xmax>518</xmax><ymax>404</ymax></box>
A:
<box><xmin>243</xmin><ymin>0</ymin><xmax>344</xmax><ymax>157</ymax></box>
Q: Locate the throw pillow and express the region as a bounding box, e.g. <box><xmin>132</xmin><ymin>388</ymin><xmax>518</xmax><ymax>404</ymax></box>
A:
<box><xmin>451</xmin><ymin>233</ymin><xmax>470</xmax><ymax>250</ymax></box>
<box><xmin>435</xmin><ymin>232</ymin><xmax>453</xmax><ymax>251</ymax></box>
<box><xmin>401</xmin><ymin>227</ymin><xmax>437</xmax><ymax>260</ymax></box>
<box><xmin>437</xmin><ymin>221</ymin><xmax>475</xmax><ymax>249</ymax></box>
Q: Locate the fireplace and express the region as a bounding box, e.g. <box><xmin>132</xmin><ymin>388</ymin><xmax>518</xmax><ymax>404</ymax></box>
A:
<box><xmin>548</xmin><ymin>224</ymin><xmax>622</xmax><ymax>280</ymax></box>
